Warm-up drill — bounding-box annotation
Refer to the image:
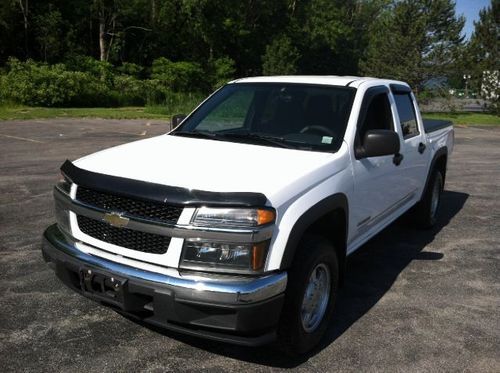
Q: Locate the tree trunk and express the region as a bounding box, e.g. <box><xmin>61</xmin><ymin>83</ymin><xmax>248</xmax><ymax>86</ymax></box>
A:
<box><xmin>89</xmin><ymin>3</ymin><xmax>93</xmax><ymax>56</ymax></box>
<box><xmin>151</xmin><ymin>0</ymin><xmax>156</xmax><ymax>24</ymax></box>
<box><xmin>99</xmin><ymin>13</ymin><xmax>106</xmax><ymax>61</ymax></box>
<box><xmin>18</xmin><ymin>0</ymin><xmax>29</xmax><ymax>57</ymax></box>
<box><xmin>106</xmin><ymin>17</ymin><xmax>116</xmax><ymax>61</ymax></box>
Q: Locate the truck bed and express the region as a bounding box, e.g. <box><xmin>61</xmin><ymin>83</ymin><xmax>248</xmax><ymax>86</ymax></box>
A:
<box><xmin>423</xmin><ymin>119</ymin><xmax>453</xmax><ymax>133</ymax></box>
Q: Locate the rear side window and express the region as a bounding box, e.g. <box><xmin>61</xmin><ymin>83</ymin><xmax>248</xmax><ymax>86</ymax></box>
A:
<box><xmin>393</xmin><ymin>93</ymin><xmax>419</xmax><ymax>138</ymax></box>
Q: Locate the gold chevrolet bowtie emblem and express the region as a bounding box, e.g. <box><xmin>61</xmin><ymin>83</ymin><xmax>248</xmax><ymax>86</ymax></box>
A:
<box><xmin>103</xmin><ymin>212</ymin><xmax>129</xmax><ymax>228</ymax></box>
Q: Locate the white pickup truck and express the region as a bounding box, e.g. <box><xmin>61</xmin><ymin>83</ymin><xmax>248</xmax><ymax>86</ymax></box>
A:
<box><xmin>42</xmin><ymin>76</ymin><xmax>453</xmax><ymax>354</ymax></box>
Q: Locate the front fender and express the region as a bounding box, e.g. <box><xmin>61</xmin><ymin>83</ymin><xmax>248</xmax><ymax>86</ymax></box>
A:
<box><xmin>264</xmin><ymin>162</ymin><xmax>353</xmax><ymax>271</ymax></box>
<box><xmin>278</xmin><ymin>193</ymin><xmax>348</xmax><ymax>270</ymax></box>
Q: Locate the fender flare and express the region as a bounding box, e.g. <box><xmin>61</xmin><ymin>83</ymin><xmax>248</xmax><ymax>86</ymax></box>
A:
<box><xmin>279</xmin><ymin>193</ymin><xmax>348</xmax><ymax>270</ymax></box>
<box><xmin>420</xmin><ymin>147</ymin><xmax>448</xmax><ymax>200</ymax></box>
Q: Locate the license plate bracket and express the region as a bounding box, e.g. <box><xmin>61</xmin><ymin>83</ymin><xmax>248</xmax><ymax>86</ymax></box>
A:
<box><xmin>79</xmin><ymin>268</ymin><xmax>126</xmax><ymax>305</ymax></box>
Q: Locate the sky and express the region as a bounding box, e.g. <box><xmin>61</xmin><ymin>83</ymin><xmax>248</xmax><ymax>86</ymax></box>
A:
<box><xmin>455</xmin><ymin>0</ymin><xmax>491</xmax><ymax>39</ymax></box>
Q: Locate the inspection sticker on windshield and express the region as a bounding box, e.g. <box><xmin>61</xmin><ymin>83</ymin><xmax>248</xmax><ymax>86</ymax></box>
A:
<box><xmin>321</xmin><ymin>136</ymin><xmax>333</xmax><ymax>144</ymax></box>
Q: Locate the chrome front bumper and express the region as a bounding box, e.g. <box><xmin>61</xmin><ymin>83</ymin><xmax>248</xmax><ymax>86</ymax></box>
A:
<box><xmin>42</xmin><ymin>224</ymin><xmax>287</xmax><ymax>345</ymax></box>
<box><xmin>42</xmin><ymin>224</ymin><xmax>287</xmax><ymax>306</ymax></box>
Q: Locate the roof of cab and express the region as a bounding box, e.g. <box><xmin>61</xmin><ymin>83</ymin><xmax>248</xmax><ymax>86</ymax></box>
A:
<box><xmin>229</xmin><ymin>75</ymin><xmax>408</xmax><ymax>89</ymax></box>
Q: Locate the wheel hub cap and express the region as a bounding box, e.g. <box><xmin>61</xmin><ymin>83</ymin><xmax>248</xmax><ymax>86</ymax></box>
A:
<box><xmin>301</xmin><ymin>263</ymin><xmax>331</xmax><ymax>333</ymax></box>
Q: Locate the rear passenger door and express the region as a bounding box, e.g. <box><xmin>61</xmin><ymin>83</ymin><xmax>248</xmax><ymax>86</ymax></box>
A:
<box><xmin>390</xmin><ymin>85</ymin><xmax>429</xmax><ymax>198</ymax></box>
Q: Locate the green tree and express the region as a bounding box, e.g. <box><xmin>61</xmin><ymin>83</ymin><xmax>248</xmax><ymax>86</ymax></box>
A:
<box><xmin>262</xmin><ymin>35</ymin><xmax>300</xmax><ymax>75</ymax></box>
<box><xmin>0</xmin><ymin>0</ymin><xmax>481</xmax><ymax>107</ymax></box>
<box><xmin>465</xmin><ymin>0</ymin><xmax>499</xmax><ymax>104</ymax></box>
<box><xmin>299</xmin><ymin>0</ymin><xmax>352</xmax><ymax>74</ymax></box>
<box><xmin>34</xmin><ymin>9</ymin><xmax>63</xmax><ymax>62</ymax></box>
<box><xmin>360</xmin><ymin>0</ymin><xmax>465</xmax><ymax>90</ymax></box>
<box><xmin>209</xmin><ymin>56</ymin><xmax>236</xmax><ymax>89</ymax></box>
<box><xmin>0</xmin><ymin>0</ymin><xmax>27</xmax><ymax>63</ymax></box>
<box><xmin>275</xmin><ymin>0</ymin><xmax>388</xmax><ymax>75</ymax></box>
<box><xmin>468</xmin><ymin>0</ymin><xmax>499</xmax><ymax>73</ymax></box>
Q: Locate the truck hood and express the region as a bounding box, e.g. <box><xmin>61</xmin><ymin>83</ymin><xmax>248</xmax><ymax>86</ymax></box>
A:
<box><xmin>74</xmin><ymin>135</ymin><xmax>348</xmax><ymax>206</ymax></box>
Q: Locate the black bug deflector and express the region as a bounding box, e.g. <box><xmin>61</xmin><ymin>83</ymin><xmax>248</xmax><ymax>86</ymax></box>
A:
<box><xmin>61</xmin><ymin>160</ymin><xmax>268</xmax><ymax>207</ymax></box>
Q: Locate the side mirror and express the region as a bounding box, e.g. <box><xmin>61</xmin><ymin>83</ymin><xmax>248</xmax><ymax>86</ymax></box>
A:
<box><xmin>357</xmin><ymin>129</ymin><xmax>400</xmax><ymax>158</ymax></box>
<box><xmin>171</xmin><ymin>114</ymin><xmax>187</xmax><ymax>128</ymax></box>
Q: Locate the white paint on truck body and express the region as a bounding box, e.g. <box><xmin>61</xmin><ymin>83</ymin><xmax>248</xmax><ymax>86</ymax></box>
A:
<box><xmin>72</xmin><ymin>76</ymin><xmax>454</xmax><ymax>271</ymax></box>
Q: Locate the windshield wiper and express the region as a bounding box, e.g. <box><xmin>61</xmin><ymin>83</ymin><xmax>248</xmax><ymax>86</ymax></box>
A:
<box><xmin>171</xmin><ymin>130</ymin><xmax>222</xmax><ymax>140</ymax></box>
<box><xmin>219</xmin><ymin>132</ymin><xmax>296</xmax><ymax>149</ymax></box>
<box><xmin>171</xmin><ymin>130</ymin><xmax>305</xmax><ymax>149</ymax></box>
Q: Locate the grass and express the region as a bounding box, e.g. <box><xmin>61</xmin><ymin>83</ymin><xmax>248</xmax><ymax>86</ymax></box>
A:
<box><xmin>0</xmin><ymin>93</ymin><xmax>204</xmax><ymax>120</ymax></box>
<box><xmin>422</xmin><ymin>112</ymin><xmax>499</xmax><ymax>126</ymax></box>
<box><xmin>0</xmin><ymin>104</ymin><xmax>498</xmax><ymax>126</ymax></box>
<box><xmin>0</xmin><ymin>105</ymin><xmax>172</xmax><ymax>120</ymax></box>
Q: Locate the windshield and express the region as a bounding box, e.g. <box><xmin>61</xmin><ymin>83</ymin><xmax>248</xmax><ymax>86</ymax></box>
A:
<box><xmin>172</xmin><ymin>83</ymin><xmax>356</xmax><ymax>152</ymax></box>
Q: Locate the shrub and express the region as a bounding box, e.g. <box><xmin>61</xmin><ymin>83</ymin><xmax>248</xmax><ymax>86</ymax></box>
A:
<box><xmin>145</xmin><ymin>92</ymin><xmax>204</xmax><ymax>116</ymax></box>
<box><xmin>0</xmin><ymin>57</ymin><xmax>210</xmax><ymax>108</ymax></box>
<box><xmin>142</xmin><ymin>79</ymin><xmax>167</xmax><ymax>105</ymax></box>
<box><xmin>116</xmin><ymin>62</ymin><xmax>144</xmax><ymax>78</ymax></box>
<box><xmin>75</xmin><ymin>74</ymin><xmax>114</xmax><ymax>107</ymax></box>
<box><xmin>481</xmin><ymin>70</ymin><xmax>500</xmax><ymax>114</ymax></box>
<box><xmin>113</xmin><ymin>75</ymin><xmax>147</xmax><ymax>106</ymax></box>
<box><xmin>209</xmin><ymin>57</ymin><xmax>236</xmax><ymax>89</ymax></box>
<box><xmin>151</xmin><ymin>57</ymin><xmax>206</xmax><ymax>92</ymax></box>
<box><xmin>0</xmin><ymin>58</ymin><xmax>113</xmax><ymax>107</ymax></box>
<box><xmin>2</xmin><ymin>59</ymin><xmax>70</xmax><ymax>106</ymax></box>
<box><xmin>65</xmin><ymin>55</ymin><xmax>114</xmax><ymax>80</ymax></box>
<box><xmin>65</xmin><ymin>57</ymin><xmax>148</xmax><ymax>105</ymax></box>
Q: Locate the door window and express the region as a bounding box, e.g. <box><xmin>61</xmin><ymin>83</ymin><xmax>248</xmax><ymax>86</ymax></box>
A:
<box><xmin>358</xmin><ymin>92</ymin><xmax>394</xmax><ymax>148</ymax></box>
<box><xmin>393</xmin><ymin>93</ymin><xmax>419</xmax><ymax>138</ymax></box>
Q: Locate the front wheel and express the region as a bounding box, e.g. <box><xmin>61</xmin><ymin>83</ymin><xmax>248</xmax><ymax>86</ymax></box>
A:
<box><xmin>277</xmin><ymin>236</ymin><xmax>338</xmax><ymax>355</ymax></box>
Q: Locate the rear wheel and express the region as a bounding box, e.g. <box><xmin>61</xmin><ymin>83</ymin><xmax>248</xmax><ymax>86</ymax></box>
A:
<box><xmin>414</xmin><ymin>169</ymin><xmax>443</xmax><ymax>228</ymax></box>
<box><xmin>278</xmin><ymin>236</ymin><xmax>338</xmax><ymax>355</ymax></box>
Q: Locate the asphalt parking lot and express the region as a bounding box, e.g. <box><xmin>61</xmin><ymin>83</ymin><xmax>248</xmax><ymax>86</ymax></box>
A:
<box><xmin>0</xmin><ymin>119</ymin><xmax>499</xmax><ymax>372</ymax></box>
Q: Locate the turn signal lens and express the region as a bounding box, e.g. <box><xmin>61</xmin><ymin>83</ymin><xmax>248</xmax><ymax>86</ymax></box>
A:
<box><xmin>251</xmin><ymin>241</ymin><xmax>268</xmax><ymax>271</ymax></box>
<box><xmin>257</xmin><ymin>209</ymin><xmax>275</xmax><ymax>226</ymax></box>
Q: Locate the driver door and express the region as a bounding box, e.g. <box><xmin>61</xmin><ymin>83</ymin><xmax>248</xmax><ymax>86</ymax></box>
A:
<box><xmin>349</xmin><ymin>86</ymin><xmax>408</xmax><ymax>247</ymax></box>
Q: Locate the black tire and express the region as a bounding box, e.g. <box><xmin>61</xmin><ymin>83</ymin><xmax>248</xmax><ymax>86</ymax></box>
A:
<box><xmin>414</xmin><ymin>169</ymin><xmax>443</xmax><ymax>229</ymax></box>
<box><xmin>277</xmin><ymin>235</ymin><xmax>339</xmax><ymax>355</ymax></box>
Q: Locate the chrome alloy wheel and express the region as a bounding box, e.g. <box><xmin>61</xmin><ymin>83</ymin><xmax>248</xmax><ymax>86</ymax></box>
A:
<box><xmin>430</xmin><ymin>176</ymin><xmax>441</xmax><ymax>219</ymax></box>
<box><xmin>301</xmin><ymin>263</ymin><xmax>331</xmax><ymax>333</ymax></box>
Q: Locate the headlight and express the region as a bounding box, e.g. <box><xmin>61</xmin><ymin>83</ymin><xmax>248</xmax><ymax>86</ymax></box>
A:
<box><xmin>192</xmin><ymin>207</ymin><xmax>275</xmax><ymax>228</ymax></box>
<box><xmin>180</xmin><ymin>240</ymin><xmax>269</xmax><ymax>273</ymax></box>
